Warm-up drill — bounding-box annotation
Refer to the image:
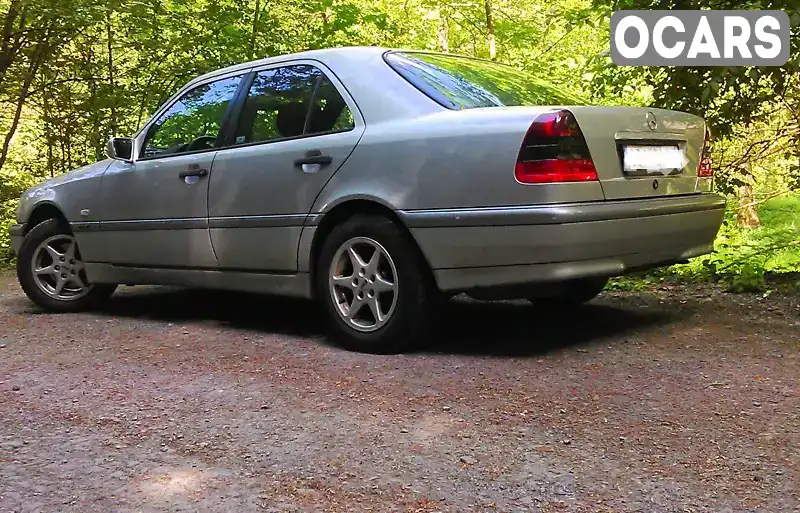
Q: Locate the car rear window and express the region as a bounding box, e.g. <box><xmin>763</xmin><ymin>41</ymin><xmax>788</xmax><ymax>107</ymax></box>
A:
<box><xmin>384</xmin><ymin>51</ymin><xmax>585</xmax><ymax>110</ymax></box>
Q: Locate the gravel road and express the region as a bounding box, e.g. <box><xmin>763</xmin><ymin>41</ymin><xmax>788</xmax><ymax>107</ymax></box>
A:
<box><xmin>0</xmin><ymin>271</ymin><xmax>798</xmax><ymax>512</ymax></box>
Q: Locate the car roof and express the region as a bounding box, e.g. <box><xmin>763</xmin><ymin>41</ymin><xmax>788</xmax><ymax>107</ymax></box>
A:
<box><xmin>190</xmin><ymin>46</ymin><xmax>393</xmax><ymax>85</ymax></box>
<box><xmin>174</xmin><ymin>46</ymin><xmax>453</xmax><ymax>126</ymax></box>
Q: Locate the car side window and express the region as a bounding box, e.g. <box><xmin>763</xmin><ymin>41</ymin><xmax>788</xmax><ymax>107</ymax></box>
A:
<box><xmin>142</xmin><ymin>75</ymin><xmax>243</xmax><ymax>159</ymax></box>
<box><xmin>308</xmin><ymin>76</ymin><xmax>355</xmax><ymax>133</ymax></box>
<box><xmin>235</xmin><ymin>64</ymin><xmax>354</xmax><ymax>145</ymax></box>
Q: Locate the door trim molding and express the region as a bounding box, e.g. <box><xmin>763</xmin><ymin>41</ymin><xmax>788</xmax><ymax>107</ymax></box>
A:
<box><xmin>95</xmin><ymin>218</ymin><xmax>209</xmax><ymax>231</ymax></box>
<box><xmin>87</xmin><ymin>214</ymin><xmax>322</xmax><ymax>232</ymax></box>
<box><xmin>209</xmin><ymin>214</ymin><xmax>311</xmax><ymax>229</ymax></box>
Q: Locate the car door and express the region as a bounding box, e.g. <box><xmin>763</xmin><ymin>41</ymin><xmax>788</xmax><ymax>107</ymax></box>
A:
<box><xmin>96</xmin><ymin>72</ymin><xmax>246</xmax><ymax>268</ymax></box>
<box><xmin>208</xmin><ymin>61</ymin><xmax>365</xmax><ymax>271</ymax></box>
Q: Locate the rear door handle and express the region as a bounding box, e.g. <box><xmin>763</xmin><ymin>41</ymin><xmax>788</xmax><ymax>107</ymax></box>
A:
<box><xmin>294</xmin><ymin>150</ymin><xmax>333</xmax><ymax>167</ymax></box>
<box><xmin>178</xmin><ymin>164</ymin><xmax>209</xmax><ymax>180</ymax></box>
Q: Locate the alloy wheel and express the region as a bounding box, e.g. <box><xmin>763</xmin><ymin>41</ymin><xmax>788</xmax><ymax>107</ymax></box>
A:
<box><xmin>30</xmin><ymin>234</ymin><xmax>93</xmax><ymax>301</ymax></box>
<box><xmin>329</xmin><ymin>236</ymin><xmax>399</xmax><ymax>332</ymax></box>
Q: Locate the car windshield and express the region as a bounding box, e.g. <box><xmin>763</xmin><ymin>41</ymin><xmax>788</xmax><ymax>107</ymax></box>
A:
<box><xmin>384</xmin><ymin>51</ymin><xmax>585</xmax><ymax>110</ymax></box>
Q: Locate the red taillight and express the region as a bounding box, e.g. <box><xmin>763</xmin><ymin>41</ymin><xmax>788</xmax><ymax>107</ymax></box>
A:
<box><xmin>515</xmin><ymin>110</ymin><xmax>598</xmax><ymax>184</ymax></box>
<box><xmin>698</xmin><ymin>129</ymin><xmax>713</xmax><ymax>177</ymax></box>
<box><xmin>525</xmin><ymin>110</ymin><xmax>582</xmax><ymax>138</ymax></box>
<box><xmin>515</xmin><ymin>159</ymin><xmax>597</xmax><ymax>183</ymax></box>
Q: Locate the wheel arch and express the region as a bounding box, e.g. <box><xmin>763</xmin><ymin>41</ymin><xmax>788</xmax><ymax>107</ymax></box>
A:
<box><xmin>24</xmin><ymin>202</ymin><xmax>70</xmax><ymax>234</ymax></box>
<box><xmin>306</xmin><ymin>199</ymin><xmax>436</xmax><ymax>298</ymax></box>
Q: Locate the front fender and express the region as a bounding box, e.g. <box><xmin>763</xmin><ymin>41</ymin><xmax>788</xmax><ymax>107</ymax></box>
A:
<box><xmin>17</xmin><ymin>160</ymin><xmax>113</xmax><ymax>225</ymax></box>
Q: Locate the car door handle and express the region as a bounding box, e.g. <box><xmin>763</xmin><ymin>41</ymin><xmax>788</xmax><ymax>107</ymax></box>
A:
<box><xmin>178</xmin><ymin>165</ymin><xmax>209</xmax><ymax>180</ymax></box>
<box><xmin>294</xmin><ymin>152</ymin><xmax>333</xmax><ymax>167</ymax></box>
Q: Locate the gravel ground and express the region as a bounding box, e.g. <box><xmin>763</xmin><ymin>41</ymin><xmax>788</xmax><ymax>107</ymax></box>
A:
<box><xmin>0</xmin><ymin>271</ymin><xmax>798</xmax><ymax>513</ymax></box>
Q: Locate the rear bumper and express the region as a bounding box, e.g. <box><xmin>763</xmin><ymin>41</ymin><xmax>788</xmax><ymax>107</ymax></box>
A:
<box><xmin>399</xmin><ymin>194</ymin><xmax>726</xmax><ymax>292</ymax></box>
<box><xmin>8</xmin><ymin>224</ymin><xmax>24</xmax><ymax>255</ymax></box>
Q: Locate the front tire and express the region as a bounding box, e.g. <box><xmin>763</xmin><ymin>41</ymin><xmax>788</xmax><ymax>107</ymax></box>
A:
<box><xmin>315</xmin><ymin>214</ymin><xmax>437</xmax><ymax>354</ymax></box>
<box><xmin>17</xmin><ymin>219</ymin><xmax>116</xmax><ymax>312</ymax></box>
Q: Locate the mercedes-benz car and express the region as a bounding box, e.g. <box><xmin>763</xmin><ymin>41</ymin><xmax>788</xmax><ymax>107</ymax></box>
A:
<box><xmin>9</xmin><ymin>47</ymin><xmax>725</xmax><ymax>353</ymax></box>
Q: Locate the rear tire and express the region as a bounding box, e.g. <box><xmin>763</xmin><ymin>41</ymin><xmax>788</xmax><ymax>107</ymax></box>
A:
<box><xmin>17</xmin><ymin>219</ymin><xmax>116</xmax><ymax>312</ymax></box>
<box><xmin>315</xmin><ymin>214</ymin><xmax>437</xmax><ymax>354</ymax></box>
<box><xmin>527</xmin><ymin>277</ymin><xmax>608</xmax><ymax>307</ymax></box>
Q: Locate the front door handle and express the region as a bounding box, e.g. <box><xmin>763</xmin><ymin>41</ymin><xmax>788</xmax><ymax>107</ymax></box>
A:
<box><xmin>294</xmin><ymin>150</ymin><xmax>333</xmax><ymax>167</ymax></box>
<box><xmin>178</xmin><ymin>164</ymin><xmax>209</xmax><ymax>180</ymax></box>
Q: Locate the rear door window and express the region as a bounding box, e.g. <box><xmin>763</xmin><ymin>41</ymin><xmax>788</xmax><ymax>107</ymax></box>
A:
<box><xmin>235</xmin><ymin>64</ymin><xmax>354</xmax><ymax>145</ymax></box>
<box><xmin>384</xmin><ymin>51</ymin><xmax>584</xmax><ymax>110</ymax></box>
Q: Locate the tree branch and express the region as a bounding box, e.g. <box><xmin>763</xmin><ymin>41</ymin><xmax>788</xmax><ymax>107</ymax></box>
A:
<box><xmin>11</xmin><ymin>76</ymin><xmax>106</xmax><ymax>100</ymax></box>
<box><xmin>733</xmin><ymin>189</ymin><xmax>796</xmax><ymax>211</ymax></box>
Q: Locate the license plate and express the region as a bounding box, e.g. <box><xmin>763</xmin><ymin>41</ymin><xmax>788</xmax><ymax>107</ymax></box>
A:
<box><xmin>622</xmin><ymin>145</ymin><xmax>686</xmax><ymax>175</ymax></box>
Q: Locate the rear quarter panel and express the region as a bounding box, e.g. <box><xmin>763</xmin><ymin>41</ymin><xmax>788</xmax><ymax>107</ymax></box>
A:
<box><xmin>311</xmin><ymin>107</ymin><xmax>606</xmax><ymax>212</ymax></box>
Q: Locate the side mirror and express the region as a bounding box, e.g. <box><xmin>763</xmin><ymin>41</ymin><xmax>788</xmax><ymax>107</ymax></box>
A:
<box><xmin>106</xmin><ymin>137</ymin><xmax>133</xmax><ymax>161</ymax></box>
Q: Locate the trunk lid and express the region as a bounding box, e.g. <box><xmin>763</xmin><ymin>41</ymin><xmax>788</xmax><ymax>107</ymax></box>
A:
<box><xmin>568</xmin><ymin>107</ymin><xmax>709</xmax><ymax>200</ymax></box>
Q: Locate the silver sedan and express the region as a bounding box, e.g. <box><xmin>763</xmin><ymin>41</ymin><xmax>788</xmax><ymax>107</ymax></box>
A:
<box><xmin>9</xmin><ymin>47</ymin><xmax>725</xmax><ymax>353</ymax></box>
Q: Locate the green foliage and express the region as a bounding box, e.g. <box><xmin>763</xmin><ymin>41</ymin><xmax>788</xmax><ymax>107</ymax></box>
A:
<box><xmin>591</xmin><ymin>0</ymin><xmax>800</xmax><ymax>136</ymax></box>
<box><xmin>0</xmin><ymin>155</ymin><xmax>38</xmax><ymax>263</ymax></box>
<box><xmin>689</xmin><ymin>196</ymin><xmax>800</xmax><ymax>291</ymax></box>
<box><xmin>0</xmin><ymin>198</ymin><xmax>19</xmax><ymax>264</ymax></box>
<box><xmin>712</xmin><ymin>110</ymin><xmax>798</xmax><ymax>196</ymax></box>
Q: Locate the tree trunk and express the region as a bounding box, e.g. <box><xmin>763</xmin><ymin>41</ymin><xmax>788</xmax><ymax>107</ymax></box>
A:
<box><xmin>106</xmin><ymin>7</ymin><xmax>117</xmax><ymax>137</ymax></box>
<box><xmin>0</xmin><ymin>37</ymin><xmax>48</xmax><ymax>173</ymax></box>
<box><xmin>437</xmin><ymin>11</ymin><xmax>449</xmax><ymax>53</ymax></box>
<box><xmin>46</xmin><ymin>124</ymin><xmax>54</xmax><ymax>178</ymax></box>
<box><xmin>84</xmin><ymin>41</ymin><xmax>103</xmax><ymax>161</ymax></box>
<box><xmin>0</xmin><ymin>0</ymin><xmax>23</xmax><ymax>83</ymax></box>
<box><xmin>737</xmin><ymin>184</ymin><xmax>760</xmax><ymax>229</ymax></box>
<box><xmin>58</xmin><ymin>123</ymin><xmax>66</xmax><ymax>173</ymax></box>
<box><xmin>484</xmin><ymin>0</ymin><xmax>496</xmax><ymax>60</ymax></box>
<box><xmin>250</xmin><ymin>0</ymin><xmax>261</xmax><ymax>60</ymax></box>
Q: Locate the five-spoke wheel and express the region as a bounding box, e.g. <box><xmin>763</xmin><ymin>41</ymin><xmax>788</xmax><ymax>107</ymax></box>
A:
<box><xmin>17</xmin><ymin>219</ymin><xmax>116</xmax><ymax>312</ymax></box>
<box><xmin>30</xmin><ymin>234</ymin><xmax>93</xmax><ymax>301</ymax></box>
<box><xmin>316</xmin><ymin>214</ymin><xmax>437</xmax><ymax>354</ymax></box>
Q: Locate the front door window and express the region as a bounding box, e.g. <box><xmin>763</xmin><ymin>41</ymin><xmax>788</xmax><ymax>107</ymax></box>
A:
<box><xmin>142</xmin><ymin>75</ymin><xmax>243</xmax><ymax>159</ymax></box>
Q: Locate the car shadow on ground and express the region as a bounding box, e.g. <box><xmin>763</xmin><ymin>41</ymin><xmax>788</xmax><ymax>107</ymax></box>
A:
<box><xmin>425</xmin><ymin>299</ymin><xmax>680</xmax><ymax>357</ymax></box>
<box><xmin>59</xmin><ymin>286</ymin><xmax>687</xmax><ymax>357</ymax></box>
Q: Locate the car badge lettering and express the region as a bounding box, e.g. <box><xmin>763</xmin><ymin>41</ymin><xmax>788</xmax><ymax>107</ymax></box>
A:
<box><xmin>646</xmin><ymin>112</ymin><xmax>658</xmax><ymax>130</ymax></box>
